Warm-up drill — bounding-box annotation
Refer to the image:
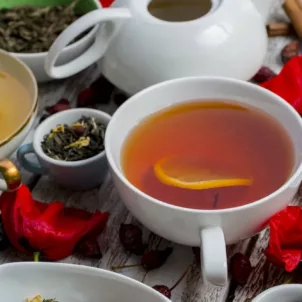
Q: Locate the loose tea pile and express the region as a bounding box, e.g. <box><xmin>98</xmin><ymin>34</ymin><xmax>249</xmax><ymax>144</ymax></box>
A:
<box><xmin>41</xmin><ymin>116</ymin><xmax>106</xmax><ymax>161</ymax></box>
<box><xmin>0</xmin><ymin>0</ymin><xmax>85</xmax><ymax>53</ymax></box>
<box><xmin>26</xmin><ymin>295</ymin><xmax>57</xmax><ymax>302</ymax></box>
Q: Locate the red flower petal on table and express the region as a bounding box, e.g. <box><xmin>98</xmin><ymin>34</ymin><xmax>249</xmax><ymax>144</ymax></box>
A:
<box><xmin>265</xmin><ymin>206</ymin><xmax>302</xmax><ymax>272</ymax></box>
<box><xmin>0</xmin><ymin>185</ymin><xmax>109</xmax><ymax>261</ymax></box>
<box><xmin>260</xmin><ymin>56</ymin><xmax>302</xmax><ymax>115</ymax></box>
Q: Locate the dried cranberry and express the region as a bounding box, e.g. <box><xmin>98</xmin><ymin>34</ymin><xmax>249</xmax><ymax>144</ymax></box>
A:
<box><xmin>46</xmin><ymin>98</ymin><xmax>72</xmax><ymax>114</ymax></box>
<box><xmin>230</xmin><ymin>253</ymin><xmax>252</xmax><ymax>285</ymax></box>
<box><xmin>113</xmin><ymin>91</ymin><xmax>128</xmax><ymax>107</ymax></box>
<box><xmin>141</xmin><ymin>248</ymin><xmax>173</xmax><ymax>270</ymax></box>
<box><xmin>119</xmin><ymin>224</ymin><xmax>146</xmax><ymax>255</ymax></box>
<box><xmin>73</xmin><ymin>125</ymin><xmax>85</xmax><ymax>136</ymax></box>
<box><xmin>251</xmin><ymin>67</ymin><xmax>276</xmax><ymax>84</ymax></box>
<box><xmin>192</xmin><ymin>247</ymin><xmax>201</xmax><ymax>265</ymax></box>
<box><xmin>90</xmin><ymin>75</ymin><xmax>115</xmax><ymax>103</ymax></box>
<box><xmin>75</xmin><ymin>237</ymin><xmax>103</xmax><ymax>259</ymax></box>
<box><xmin>153</xmin><ymin>285</ymin><xmax>171</xmax><ymax>299</ymax></box>
<box><xmin>281</xmin><ymin>40</ymin><xmax>300</xmax><ymax>64</ymax></box>
<box><xmin>77</xmin><ymin>88</ymin><xmax>96</xmax><ymax>107</ymax></box>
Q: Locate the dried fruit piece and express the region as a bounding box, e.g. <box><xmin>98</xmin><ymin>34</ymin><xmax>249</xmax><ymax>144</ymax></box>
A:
<box><xmin>153</xmin><ymin>268</ymin><xmax>189</xmax><ymax>299</ymax></box>
<box><xmin>230</xmin><ymin>253</ymin><xmax>252</xmax><ymax>285</ymax></box>
<box><xmin>281</xmin><ymin>40</ymin><xmax>300</xmax><ymax>64</ymax></box>
<box><xmin>46</xmin><ymin>98</ymin><xmax>71</xmax><ymax>114</ymax></box>
<box><xmin>119</xmin><ymin>224</ymin><xmax>146</xmax><ymax>255</ymax></box>
<box><xmin>111</xmin><ymin>247</ymin><xmax>173</xmax><ymax>271</ymax></box>
<box><xmin>141</xmin><ymin>248</ymin><xmax>173</xmax><ymax>270</ymax></box>
<box><xmin>251</xmin><ymin>67</ymin><xmax>276</xmax><ymax>84</ymax></box>
<box><xmin>153</xmin><ymin>285</ymin><xmax>171</xmax><ymax>299</ymax></box>
<box><xmin>77</xmin><ymin>88</ymin><xmax>96</xmax><ymax>107</ymax></box>
<box><xmin>75</xmin><ymin>237</ymin><xmax>103</xmax><ymax>259</ymax></box>
<box><xmin>90</xmin><ymin>75</ymin><xmax>115</xmax><ymax>103</ymax></box>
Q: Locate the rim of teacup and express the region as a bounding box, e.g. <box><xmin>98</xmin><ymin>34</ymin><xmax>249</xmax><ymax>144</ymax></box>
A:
<box><xmin>0</xmin><ymin>50</ymin><xmax>38</xmax><ymax>147</ymax></box>
<box><xmin>252</xmin><ymin>284</ymin><xmax>302</xmax><ymax>301</ymax></box>
<box><xmin>33</xmin><ymin>108</ymin><xmax>111</xmax><ymax>166</ymax></box>
<box><xmin>105</xmin><ymin>76</ymin><xmax>302</xmax><ymax>214</ymax></box>
<box><xmin>10</xmin><ymin>0</ymin><xmax>102</xmax><ymax>58</ymax></box>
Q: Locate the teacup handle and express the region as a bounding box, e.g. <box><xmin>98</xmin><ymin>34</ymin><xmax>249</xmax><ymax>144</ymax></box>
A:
<box><xmin>17</xmin><ymin>144</ymin><xmax>44</xmax><ymax>175</ymax></box>
<box><xmin>0</xmin><ymin>159</ymin><xmax>21</xmax><ymax>192</ymax></box>
<box><xmin>200</xmin><ymin>226</ymin><xmax>228</xmax><ymax>286</ymax></box>
<box><xmin>45</xmin><ymin>8</ymin><xmax>132</xmax><ymax>79</ymax></box>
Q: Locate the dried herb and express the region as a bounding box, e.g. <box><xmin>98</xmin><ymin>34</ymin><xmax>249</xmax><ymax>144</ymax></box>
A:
<box><xmin>0</xmin><ymin>1</ymin><xmax>88</xmax><ymax>53</ymax></box>
<box><xmin>41</xmin><ymin>116</ymin><xmax>106</xmax><ymax>161</ymax></box>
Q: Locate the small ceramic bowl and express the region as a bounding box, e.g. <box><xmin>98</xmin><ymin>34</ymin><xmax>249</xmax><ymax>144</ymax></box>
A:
<box><xmin>2</xmin><ymin>0</ymin><xmax>101</xmax><ymax>82</ymax></box>
<box><xmin>252</xmin><ymin>284</ymin><xmax>302</xmax><ymax>302</ymax></box>
<box><xmin>0</xmin><ymin>262</ymin><xmax>170</xmax><ymax>302</ymax></box>
<box><xmin>17</xmin><ymin>108</ymin><xmax>111</xmax><ymax>191</ymax></box>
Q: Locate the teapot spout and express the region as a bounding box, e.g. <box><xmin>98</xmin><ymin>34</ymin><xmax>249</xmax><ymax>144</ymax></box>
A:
<box><xmin>252</xmin><ymin>0</ymin><xmax>273</xmax><ymax>22</ymax></box>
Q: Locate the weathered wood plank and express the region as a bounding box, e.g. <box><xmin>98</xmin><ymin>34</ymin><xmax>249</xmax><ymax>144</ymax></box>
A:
<box><xmin>0</xmin><ymin>1</ymin><xmax>294</xmax><ymax>301</ymax></box>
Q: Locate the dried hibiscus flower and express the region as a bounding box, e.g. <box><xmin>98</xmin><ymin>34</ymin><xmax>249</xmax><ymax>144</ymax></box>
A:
<box><xmin>260</xmin><ymin>55</ymin><xmax>302</xmax><ymax>115</ymax></box>
<box><xmin>265</xmin><ymin>206</ymin><xmax>302</xmax><ymax>272</ymax></box>
<box><xmin>0</xmin><ymin>184</ymin><xmax>109</xmax><ymax>261</ymax></box>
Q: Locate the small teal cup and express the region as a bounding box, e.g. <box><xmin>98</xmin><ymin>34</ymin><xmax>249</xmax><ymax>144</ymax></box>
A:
<box><xmin>17</xmin><ymin>108</ymin><xmax>111</xmax><ymax>191</ymax></box>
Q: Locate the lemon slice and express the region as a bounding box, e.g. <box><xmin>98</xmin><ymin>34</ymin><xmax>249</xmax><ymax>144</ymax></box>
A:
<box><xmin>154</xmin><ymin>157</ymin><xmax>252</xmax><ymax>190</ymax></box>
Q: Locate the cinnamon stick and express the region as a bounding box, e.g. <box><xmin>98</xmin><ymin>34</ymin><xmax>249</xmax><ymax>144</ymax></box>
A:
<box><xmin>266</xmin><ymin>22</ymin><xmax>296</xmax><ymax>37</ymax></box>
<box><xmin>283</xmin><ymin>0</ymin><xmax>302</xmax><ymax>39</ymax></box>
<box><xmin>296</xmin><ymin>0</ymin><xmax>302</xmax><ymax>10</ymax></box>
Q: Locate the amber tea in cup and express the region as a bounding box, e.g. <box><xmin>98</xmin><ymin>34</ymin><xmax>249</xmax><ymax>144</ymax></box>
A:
<box><xmin>0</xmin><ymin>71</ymin><xmax>31</xmax><ymax>142</ymax></box>
<box><xmin>122</xmin><ymin>101</ymin><xmax>294</xmax><ymax>210</ymax></box>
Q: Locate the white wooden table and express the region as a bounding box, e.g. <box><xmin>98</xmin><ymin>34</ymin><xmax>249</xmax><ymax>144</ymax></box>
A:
<box><xmin>2</xmin><ymin>1</ymin><xmax>299</xmax><ymax>301</ymax></box>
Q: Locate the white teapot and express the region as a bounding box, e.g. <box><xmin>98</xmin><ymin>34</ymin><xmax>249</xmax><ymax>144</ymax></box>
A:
<box><xmin>45</xmin><ymin>0</ymin><xmax>273</xmax><ymax>95</ymax></box>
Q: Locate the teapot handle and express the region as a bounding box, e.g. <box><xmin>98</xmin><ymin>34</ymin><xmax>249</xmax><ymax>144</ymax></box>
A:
<box><xmin>45</xmin><ymin>8</ymin><xmax>132</xmax><ymax>79</ymax></box>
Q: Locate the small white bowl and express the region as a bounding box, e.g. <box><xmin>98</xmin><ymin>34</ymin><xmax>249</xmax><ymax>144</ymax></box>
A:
<box><xmin>10</xmin><ymin>0</ymin><xmax>101</xmax><ymax>83</ymax></box>
<box><xmin>252</xmin><ymin>284</ymin><xmax>302</xmax><ymax>302</ymax></box>
<box><xmin>0</xmin><ymin>262</ymin><xmax>170</xmax><ymax>302</ymax></box>
<box><xmin>17</xmin><ymin>108</ymin><xmax>111</xmax><ymax>191</ymax></box>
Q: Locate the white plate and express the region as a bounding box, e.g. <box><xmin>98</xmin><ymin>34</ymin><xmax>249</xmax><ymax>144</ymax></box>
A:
<box><xmin>0</xmin><ymin>262</ymin><xmax>170</xmax><ymax>302</ymax></box>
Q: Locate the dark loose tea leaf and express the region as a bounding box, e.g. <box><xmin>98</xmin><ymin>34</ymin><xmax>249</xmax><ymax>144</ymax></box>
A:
<box><xmin>0</xmin><ymin>1</ymin><xmax>88</xmax><ymax>53</ymax></box>
<box><xmin>41</xmin><ymin>116</ymin><xmax>106</xmax><ymax>161</ymax></box>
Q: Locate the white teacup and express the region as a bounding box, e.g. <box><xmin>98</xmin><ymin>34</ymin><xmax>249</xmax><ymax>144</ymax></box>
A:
<box><xmin>105</xmin><ymin>77</ymin><xmax>302</xmax><ymax>286</ymax></box>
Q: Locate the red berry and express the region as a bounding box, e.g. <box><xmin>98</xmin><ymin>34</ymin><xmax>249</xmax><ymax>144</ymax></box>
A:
<box><xmin>77</xmin><ymin>88</ymin><xmax>96</xmax><ymax>107</ymax></box>
<box><xmin>141</xmin><ymin>248</ymin><xmax>173</xmax><ymax>271</ymax></box>
<box><xmin>153</xmin><ymin>285</ymin><xmax>171</xmax><ymax>299</ymax></box>
<box><xmin>251</xmin><ymin>67</ymin><xmax>276</xmax><ymax>84</ymax></box>
<box><xmin>119</xmin><ymin>224</ymin><xmax>146</xmax><ymax>255</ymax></box>
<box><xmin>72</xmin><ymin>125</ymin><xmax>85</xmax><ymax>136</ymax></box>
<box><xmin>46</xmin><ymin>98</ymin><xmax>71</xmax><ymax>114</ymax></box>
<box><xmin>230</xmin><ymin>253</ymin><xmax>252</xmax><ymax>285</ymax></box>
<box><xmin>281</xmin><ymin>40</ymin><xmax>300</xmax><ymax>64</ymax></box>
<box><xmin>75</xmin><ymin>237</ymin><xmax>103</xmax><ymax>259</ymax></box>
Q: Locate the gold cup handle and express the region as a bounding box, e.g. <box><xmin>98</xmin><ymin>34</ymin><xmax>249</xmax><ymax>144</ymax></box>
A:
<box><xmin>0</xmin><ymin>159</ymin><xmax>21</xmax><ymax>192</ymax></box>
